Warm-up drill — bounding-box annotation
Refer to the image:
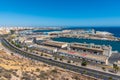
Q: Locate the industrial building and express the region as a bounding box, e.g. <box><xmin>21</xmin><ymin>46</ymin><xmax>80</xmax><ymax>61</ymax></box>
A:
<box><xmin>70</xmin><ymin>43</ymin><xmax>112</xmax><ymax>57</ymax></box>
<box><xmin>30</xmin><ymin>40</ymin><xmax>112</xmax><ymax>65</ymax></box>
<box><xmin>41</xmin><ymin>40</ymin><xmax>68</xmax><ymax>48</ymax></box>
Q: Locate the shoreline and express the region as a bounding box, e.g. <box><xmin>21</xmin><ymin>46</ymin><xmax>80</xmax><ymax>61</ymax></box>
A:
<box><xmin>57</xmin><ymin>36</ymin><xmax>120</xmax><ymax>42</ymax></box>
<box><xmin>17</xmin><ymin>27</ymin><xmax>120</xmax><ymax>42</ymax></box>
<box><xmin>51</xmin><ymin>37</ymin><xmax>120</xmax><ymax>52</ymax></box>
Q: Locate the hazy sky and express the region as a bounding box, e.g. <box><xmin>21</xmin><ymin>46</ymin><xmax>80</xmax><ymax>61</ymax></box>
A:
<box><xmin>0</xmin><ymin>0</ymin><xmax>120</xmax><ymax>26</ymax></box>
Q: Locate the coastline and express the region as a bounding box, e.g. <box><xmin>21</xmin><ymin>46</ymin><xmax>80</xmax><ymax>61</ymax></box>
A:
<box><xmin>52</xmin><ymin>37</ymin><xmax>120</xmax><ymax>52</ymax></box>
<box><xmin>58</xmin><ymin>35</ymin><xmax>119</xmax><ymax>42</ymax></box>
<box><xmin>15</xmin><ymin>27</ymin><xmax>120</xmax><ymax>52</ymax></box>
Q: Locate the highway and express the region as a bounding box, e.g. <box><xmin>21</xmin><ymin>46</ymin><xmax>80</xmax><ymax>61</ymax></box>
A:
<box><xmin>1</xmin><ymin>38</ymin><xmax>120</xmax><ymax>80</ymax></box>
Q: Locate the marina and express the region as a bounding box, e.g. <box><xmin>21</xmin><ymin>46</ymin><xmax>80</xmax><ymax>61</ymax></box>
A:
<box><xmin>52</xmin><ymin>37</ymin><xmax>120</xmax><ymax>52</ymax></box>
<box><xmin>17</xmin><ymin>27</ymin><xmax>120</xmax><ymax>52</ymax></box>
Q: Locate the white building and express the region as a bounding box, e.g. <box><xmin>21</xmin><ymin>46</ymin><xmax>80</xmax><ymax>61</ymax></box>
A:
<box><xmin>96</xmin><ymin>31</ymin><xmax>113</xmax><ymax>36</ymax></box>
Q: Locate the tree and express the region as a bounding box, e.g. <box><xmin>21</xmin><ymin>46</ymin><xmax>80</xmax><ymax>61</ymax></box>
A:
<box><xmin>81</xmin><ymin>59</ymin><xmax>87</xmax><ymax>66</ymax></box>
<box><xmin>113</xmin><ymin>64</ymin><xmax>119</xmax><ymax>73</ymax></box>
<box><xmin>61</xmin><ymin>56</ymin><xmax>64</xmax><ymax>59</ymax></box>
<box><xmin>108</xmin><ymin>77</ymin><xmax>113</xmax><ymax>80</ymax></box>
<box><xmin>15</xmin><ymin>44</ymin><xmax>22</xmax><ymax>48</ymax></box>
<box><xmin>67</xmin><ymin>60</ymin><xmax>71</xmax><ymax>63</ymax></box>
<box><xmin>10</xmin><ymin>30</ymin><xmax>15</xmax><ymax>34</ymax></box>
<box><xmin>60</xmin><ymin>58</ymin><xmax>63</xmax><ymax>61</ymax></box>
<box><xmin>41</xmin><ymin>53</ymin><xmax>43</xmax><ymax>56</ymax></box>
<box><xmin>102</xmin><ymin>67</ymin><xmax>106</xmax><ymax>71</ymax></box>
<box><xmin>82</xmin><ymin>70</ymin><xmax>87</xmax><ymax>74</ymax></box>
<box><xmin>11</xmin><ymin>41</ymin><xmax>14</xmax><ymax>44</ymax></box>
<box><xmin>54</xmin><ymin>57</ymin><xmax>57</xmax><ymax>60</ymax></box>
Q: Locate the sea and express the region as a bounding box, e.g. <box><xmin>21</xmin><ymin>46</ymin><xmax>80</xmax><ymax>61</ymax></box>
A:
<box><xmin>33</xmin><ymin>27</ymin><xmax>120</xmax><ymax>52</ymax></box>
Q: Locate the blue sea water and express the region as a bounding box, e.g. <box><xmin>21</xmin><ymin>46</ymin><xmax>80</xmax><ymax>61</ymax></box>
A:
<box><xmin>33</xmin><ymin>29</ymin><xmax>62</xmax><ymax>35</ymax></box>
<box><xmin>34</xmin><ymin>27</ymin><xmax>120</xmax><ymax>52</ymax></box>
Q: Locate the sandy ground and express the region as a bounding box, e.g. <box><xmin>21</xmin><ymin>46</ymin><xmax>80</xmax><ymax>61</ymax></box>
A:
<box><xmin>0</xmin><ymin>43</ymin><xmax>99</xmax><ymax>80</ymax></box>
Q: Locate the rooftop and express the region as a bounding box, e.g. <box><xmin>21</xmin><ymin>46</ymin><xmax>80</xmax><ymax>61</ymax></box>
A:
<box><xmin>59</xmin><ymin>49</ymin><xmax>107</xmax><ymax>62</ymax></box>
<box><xmin>71</xmin><ymin>44</ymin><xmax>104</xmax><ymax>52</ymax></box>
<box><xmin>32</xmin><ymin>44</ymin><xmax>108</xmax><ymax>62</ymax></box>
<box><xmin>42</xmin><ymin>40</ymin><xmax>67</xmax><ymax>47</ymax></box>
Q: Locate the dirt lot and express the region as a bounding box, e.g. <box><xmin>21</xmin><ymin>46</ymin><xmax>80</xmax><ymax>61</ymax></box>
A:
<box><xmin>0</xmin><ymin>49</ymin><xmax>99</xmax><ymax>80</ymax></box>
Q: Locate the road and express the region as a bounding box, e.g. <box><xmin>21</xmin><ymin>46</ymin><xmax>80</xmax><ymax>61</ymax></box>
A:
<box><xmin>1</xmin><ymin>38</ymin><xmax>120</xmax><ymax>80</ymax></box>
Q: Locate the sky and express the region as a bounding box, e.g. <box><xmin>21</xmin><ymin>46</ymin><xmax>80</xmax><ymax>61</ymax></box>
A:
<box><xmin>0</xmin><ymin>0</ymin><xmax>120</xmax><ymax>26</ymax></box>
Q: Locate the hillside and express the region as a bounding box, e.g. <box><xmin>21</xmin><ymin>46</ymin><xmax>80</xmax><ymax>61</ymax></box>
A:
<box><xmin>0</xmin><ymin>49</ymin><xmax>98</xmax><ymax>80</ymax></box>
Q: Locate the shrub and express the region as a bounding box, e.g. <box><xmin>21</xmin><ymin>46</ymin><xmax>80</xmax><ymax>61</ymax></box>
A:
<box><xmin>36</xmin><ymin>68</ymin><xmax>40</xmax><ymax>72</ymax></box>
<box><xmin>67</xmin><ymin>60</ymin><xmax>71</xmax><ymax>63</ymax></box>
<box><xmin>3</xmin><ymin>73</ymin><xmax>11</xmax><ymax>79</ymax></box>
<box><xmin>51</xmin><ymin>69</ymin><xmax>57</xmax><ymax>73</ymax></box>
